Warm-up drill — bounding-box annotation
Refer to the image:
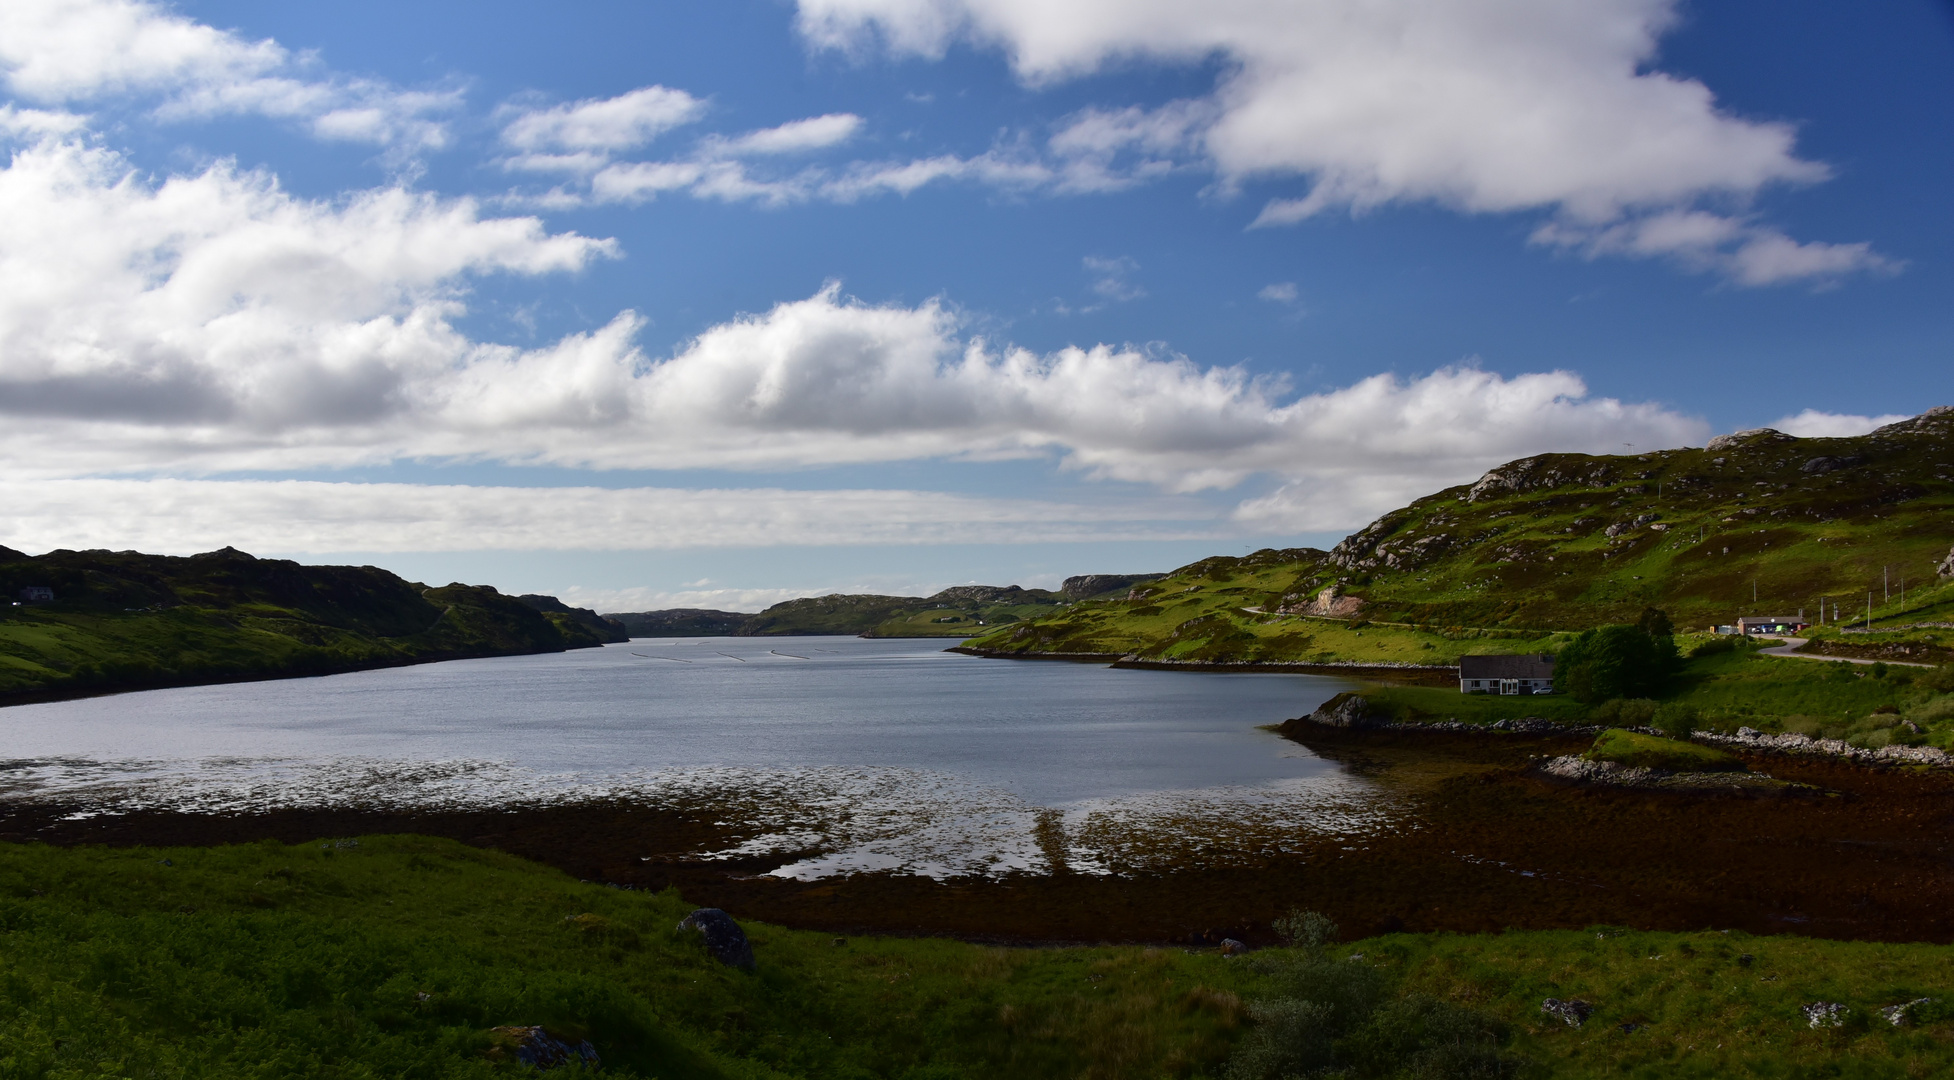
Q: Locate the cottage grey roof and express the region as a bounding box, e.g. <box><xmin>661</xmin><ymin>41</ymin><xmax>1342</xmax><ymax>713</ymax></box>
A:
<box><xmin>1458</xmin><ymin>654</ymin><xmax>1555</xmax><ymax>679</ymax></box>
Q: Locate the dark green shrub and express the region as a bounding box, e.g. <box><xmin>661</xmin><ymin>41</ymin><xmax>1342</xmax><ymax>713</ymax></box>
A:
<box><xmin>1555</xmin><ymin>622</ymin><xmax>1680</xmax><ymax>703</ymax></box>
<box><xmin>1273</xmin><ymin>909</ymin><xmax>1338</xmax><ymax>949</ymax></box>
<box><xmin>1923</xmin><ymin>664</ymin><xmax>1954</xmax><ymax>693</ymax></box>
<box><xmin>1227</xmin><ymin>998</ymin><xmax>1339</xmax><ymax>1079</ymax></box>
<box><xmin>1689</xmin><ymin>636</ymin><xmax>1740</xmax><ymax>658</ymax></box>
<box><xmin>1654</xmin><ymin>702</ymin><xmax>1699</xmax><ymax>739</ymax></box>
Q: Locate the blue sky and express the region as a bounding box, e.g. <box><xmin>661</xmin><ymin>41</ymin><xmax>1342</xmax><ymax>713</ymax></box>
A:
<box><xmin>0</xmin><ymin>0</ymin><xmax>1948</xmax><ymax>611</ymax></box>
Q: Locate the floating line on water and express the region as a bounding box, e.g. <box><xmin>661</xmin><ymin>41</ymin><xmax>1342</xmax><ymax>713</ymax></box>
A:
<box><xmin>717</xmin><ymin>652</ymin><xmax>747</xmax><ymax>662</ymax></box>
<box><xmin>632</xmin><ymin>653</ymin><xmax>690</xmax><ymax>662</ymax></box>
<box><xmin>771</xmin><ymin>651</ymin><xmax>811</xmax><ymax>660</ymax></box>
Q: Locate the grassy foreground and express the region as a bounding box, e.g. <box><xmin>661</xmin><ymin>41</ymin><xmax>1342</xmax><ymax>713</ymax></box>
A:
<box><xmin>5</xmin><ymin>838</ymin><xmax>1954</xmax><ymax>1078</ymax></box>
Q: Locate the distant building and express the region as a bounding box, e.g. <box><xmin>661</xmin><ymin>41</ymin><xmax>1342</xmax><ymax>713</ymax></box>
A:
<box><xmin>17</xmin><ymin>586</ymin><xmax>53</xmax><ymax>602</ymax></box>
<box><xmin>1733</xmin><ymin>616</ymin><xmax>1803</xmax><ymax>635</ymax></box>
<box><xmin>1459</xmin><ymin>653</ymin><xmax>1555</xmax><ymax>695</ymax></box>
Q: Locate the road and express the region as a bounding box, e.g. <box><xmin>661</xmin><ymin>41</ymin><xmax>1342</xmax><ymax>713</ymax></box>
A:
<box><xmin>1752</xmin><ymin>636</ymin><xmax>1936</xmax><ymax>668</ymax></box>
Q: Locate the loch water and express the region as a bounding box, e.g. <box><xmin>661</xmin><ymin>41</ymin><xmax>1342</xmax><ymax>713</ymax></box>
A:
<box><xmin>0</xmin><ymin>638</ymin><xmax>1401</xmax><ymax>878</ymax></box>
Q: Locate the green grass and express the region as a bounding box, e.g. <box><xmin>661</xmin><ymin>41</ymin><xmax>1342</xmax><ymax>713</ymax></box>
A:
<box><xmin>1583</xmin><ymin>729</ymin><xmax>1743</xmax><ymax>772</ymax></box>
<box><xmin>1322</xmin><ymin>645</ymin><xmax>1954</xmax><ymax>748</ymax></box>
<box><xmin>1383</xmin><ymin>928</ymin><xmax>1954</xmax><ymax>1079</ymax></box>
<box><xmin>7</xmin><ymin>839</ymin><xmax>1954</xmax><ymax>1077</ymax></box>
<box><xmin>0</xmin><ymin>837</ymin><xmax>1260</xmax><ymax>1079</ymax></box>
<box><xmin>1351</xmin><ymin>684</ymin><xmax>1593</xmax><ymax>725</ymax></box>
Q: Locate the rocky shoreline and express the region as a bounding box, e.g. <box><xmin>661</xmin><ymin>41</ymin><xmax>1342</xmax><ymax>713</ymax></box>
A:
<box><xmin>947</xmin><ymin>646</ymin><xmax>1457</xmax><ymax>682</ymax></box>
<box><xmin>1529</xmin><ymin>755</ymin><xmax>1820</xmax><ymax>795</ymax></box>
<box><xmin>1287</xmin><ymin>693</ymin><xmax>1954</xmax><ymax>770</ymax></box>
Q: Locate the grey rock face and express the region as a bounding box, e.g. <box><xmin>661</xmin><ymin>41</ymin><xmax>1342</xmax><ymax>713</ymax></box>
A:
<box><xmin>1705</xmin><ymin>428</ymin><xmax>1795</xmax><ymax>452</ymax></box>
<box><xmin>679</xmin><ymin>907</ymin><xmax>756</xmax><ymax>970</ymax></box>
<box><xmin>1060</xmin><ymin>573</ymin><xmax>1165</xmax><ymax>600</ymax></box>
<box><xmin>1309</xmin><ymin>692</ymin><xmax>1382</xmax><ymax>729</ymax></box>
<box><xmin>490</xmin><ymin>1026</ymin><xmax>599</xmax><ymax>1070</ymax></box>
<box><xmin>1541</xmin><ymin>998</ymin><xmax>1593</xmax><ymax>1027</ymax></box>
<box><xmin>1881</xmin><ymin>998</ymin><xmax>1938</xmax><ymax>1026</ymax></box>
<box><xmin>1938</xmin><ymin>546</ymin><xmax>1954</xmax><ymax>579</ymax></box>
<box><xmin>1802</xmin><ymin>1002</ymin><xmax>1848</xmax><ymax>1029</ymax></box>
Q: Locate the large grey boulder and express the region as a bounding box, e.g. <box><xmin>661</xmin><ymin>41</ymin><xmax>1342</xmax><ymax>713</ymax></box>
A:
<box><xmin>1938</xmin><ymin>545</ymin><xmax>1954</xmax><ymax>579</ymax></box>
<box><xmin>488</xmin><ymin>1026</ymin><xmax>599</xmax><ymax>1070</ymax></box>
<box><xmin>1309</xmin><ymin>692</ymin><xmax>1383</xmax><ymax>729</ymax></box>
<box><xmin>678</xmin><ymin>908</ymin><xmax>756</xmax><ymax>970</ymax></box>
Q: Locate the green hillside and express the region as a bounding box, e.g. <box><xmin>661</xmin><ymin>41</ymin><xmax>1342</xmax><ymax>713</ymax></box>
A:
<box><xmin>609</xmin><ymin>575</ymin><xmax>1164</xmax><ymax>638</ymax></box>
<box><xmin>962</xmin><ymin>408</ymin><xmax>1954</xmax><ymax>664</ymax></box>
<box><xmin>0</xmin><ymin>546</ymin><xmax>624</xmax><ymax>703</ymax></box>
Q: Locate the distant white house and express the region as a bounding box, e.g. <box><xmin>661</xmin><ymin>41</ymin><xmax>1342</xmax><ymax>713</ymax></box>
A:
<box><xmin>1459</xmin><ymin>653</ymin><xmax>1555</xmax><ymax>695</ymax></box>
<box><xmin>16</xmin><ymin>586</ymin><xmax>52</xmax><ymax>602</ymax></box>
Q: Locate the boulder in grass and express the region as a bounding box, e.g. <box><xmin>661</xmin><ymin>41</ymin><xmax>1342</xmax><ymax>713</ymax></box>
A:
<box><xmin>487</xmin><ymin>1026</ymin><xmax>599</xmax><ymax>1070</ymax></box>
<box><xmin>1802</xmin><ymin>1002</ymin><xmax>1848</xmax><ymax>1029</ymax></box>
<box><xmin>1219</xmin><ymin>938</ymin><xmax>1249</xmax><ymax>957</ymax></box>
<box><xmin>678</xmin><ymin>907</ymin><xmax>756</xmax><ymax>970</ymax></box>
<box><xmin>1540</xmin><ymin>998</ymin><xmax>1593</xmax><ymax>1027</ymax></box>
<box><xmin>1881</xmin><ymin>998</ymin><xmax>1939</xmax><ymax>1026</ymax></box>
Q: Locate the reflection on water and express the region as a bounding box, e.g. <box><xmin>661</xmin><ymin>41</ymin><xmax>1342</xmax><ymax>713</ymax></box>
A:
<box><xmin>0</xmin><ymin>637</ymin><xmax>1409</xmax><ymax>878</ymax></box>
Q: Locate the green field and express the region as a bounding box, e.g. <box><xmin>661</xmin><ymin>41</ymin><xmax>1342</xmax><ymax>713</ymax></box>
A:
<box><xmin>1305</xmin><ymin>642</ymin><xmax>1954</xmax><ymax>752</ymax></box>
<box><xmin>4</xmin><ymin>837</ymin><xmax>1952</xmax><ymax>1078</ymax></box>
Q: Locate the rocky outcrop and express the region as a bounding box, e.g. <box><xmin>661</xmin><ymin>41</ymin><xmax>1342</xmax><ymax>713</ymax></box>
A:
<box><xmin>1705</xmin><ymin>427</ymin><xmax>1796</xmax><ymax>452</ymax></box>
<box><xmin>1604</xmin><ymin>514</ymin><xmax>1659</xmax><ymax>538</ymax></box>
<box><xmin>1699</xmin><ymin>727</ymin><xmax>1954</xmax><ymax>768</ymax></box>
<box><xmin>487</xmin><ymin>1026</ymin><xmax>600</xmax><ymax>1070</ymax></box>
<box><xmin>1541</xmin><ymin>999</ymin><xmax>1593</xmax><ymax>1027</ymax></box>
<box><xmin>679</xmin><ymin>907</ymin><xmax>756</xmax><ymax>970</ymax></box>
<box><xmin>1938</xmin><ymin>545</ymin><xmax>1954</xmax><ymax>579</ymax></box>
<box><xmin>1531</xmin><ymin>755</ymin><xmax>1808</xmax><ymax>793</ymax></box>
<box><xmin>1871</xmin><ymin>404</ymin><xmax>1954</xmax><ymax>436</ymax></box>
<box><xmin>931</xmin><ymin>584</ymin><xmax>1050</xmax><ymax>605</ymax></box>
<box><xmin>1802</xmin><ymin>1003</ymin><xmax>1848</xmax><ymax>1029</ymax></box>
<box><xmin>1277</xmin><ymin>585</ymin><xmax>1367</xmax><ymax>618</ymax></box>
<box><xmin>1306</xmin><ymin>692</ymin><xmax>1386</xmax><ymax>729</ymax></box>
<box><xmin>1059</xmin><ymin>574</ymin><xmax>1164</xmax><ymax>600</ymax></box>
<box><xmin>1800</xmin><ymin>454</ymin><xmax>1866</xmax><ymax>475</ymax></box>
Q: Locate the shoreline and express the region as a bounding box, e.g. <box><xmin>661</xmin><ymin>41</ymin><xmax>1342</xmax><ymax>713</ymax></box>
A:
<box><xmin>948</xmin><ymin>645</ymin><xmax>1459</xmax><ymax>683</ymax></box>
<box><xmin>0</xmin><ymin>641</ymin><xmax>609</xmax><ymax>710</ymax></box>
<box><xmin>1281</xmin><ymin>707</ymin><xmax>1954</xmax><ymax>770</ymax></box>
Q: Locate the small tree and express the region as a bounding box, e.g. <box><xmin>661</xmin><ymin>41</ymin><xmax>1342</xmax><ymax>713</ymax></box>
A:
<box><xmin>1556</xmin><ymin>619</ymin><xmax>1680</xmax><ymax>704</ymax></box>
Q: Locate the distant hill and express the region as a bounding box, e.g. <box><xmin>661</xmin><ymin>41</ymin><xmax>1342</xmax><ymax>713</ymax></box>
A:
<box><xmin>960</xmin><ymin>408</ymin><xmax>1954</xmax><ymax>663</ymax></box>
<box><xmin>602</xmin><ymin>575</ymin><xmax>1165</xmax><ymax>638</ymax></box>
<box><xmin>0</xmin><ymin>547</ymin><xmax>622</xmax><ymax>703</ymax></box>
<box><xmin>607</xmin><ymin>609</ymin><xmax>751</xmax><ymax>637</ymax></box>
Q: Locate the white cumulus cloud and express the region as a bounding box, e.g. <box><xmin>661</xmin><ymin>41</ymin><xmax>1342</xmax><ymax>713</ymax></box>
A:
<box><xmin>1769</xmin><ymin>410</ymin><xmax>1912</xmax><ymax>439</ymax></box>
<box><xmin>714</xmin><ymin>113</ymin><xmax>865</xmax><ymax>155</ymax></box>
<box><xmin>499</xmin><ymin>86</ymin><xmax>706</xmax><ymax>156</ymax></box>
<box><xmin>795</xmin><ymin>0</ymin><xmax>1891</xmax><ymax>285</ymax></box>
<box><xmin>0</xmin><ymin>0</ymin><xmax>459</xmax><ymax>152</ymax></box>
<box><xmin>0</xmin><ymin>478</ymin><xmax>1213</xmax><ymax>555</ymax></box>
<box><xmin>0</xmin><ymin>129</ymin><xmax>1713</xmax><ymax>533</ymax></box>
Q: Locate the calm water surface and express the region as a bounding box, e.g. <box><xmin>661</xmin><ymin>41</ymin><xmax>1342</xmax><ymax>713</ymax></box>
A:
<box><xmin>0</xmin><ymin>638</ymin><xmax>1400</xmax><ymax>877</ymax></box>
